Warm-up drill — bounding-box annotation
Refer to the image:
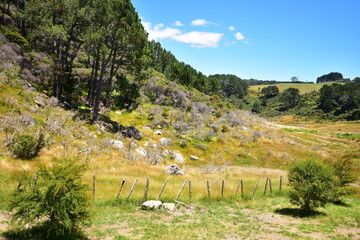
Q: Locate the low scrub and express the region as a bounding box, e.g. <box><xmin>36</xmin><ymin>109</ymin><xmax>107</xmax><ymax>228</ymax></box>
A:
<box><xmin>8</xmin><ymin>133</ymin><xmax>47</xmax><ymax>159</ymax></box>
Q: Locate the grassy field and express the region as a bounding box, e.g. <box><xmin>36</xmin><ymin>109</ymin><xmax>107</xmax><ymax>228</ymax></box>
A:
<box><xmin>249</xmin><ymin>81</ymin><xmax>342</xmax><ymax>95</ymax></box>
<box><xmin>0</xmin><ymin>74</ymin><xmax>360</xmax><ymax>239</ymax></box>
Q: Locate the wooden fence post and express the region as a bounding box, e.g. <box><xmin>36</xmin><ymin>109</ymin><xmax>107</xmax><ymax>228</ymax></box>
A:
<box><xmin>235</xmin><ymin>180</ymin><xmax>241</xmax><ymax>197</ymax></box>
<box><xmin>126</xmin><ymin>178</ymin><xmax>138</xmax><ymax>201</ymax></box>
<box><xmin>142</xmin><ymin>177</ymin><xmax>150</xmax><ymax>202</ymax></box>
<box><xmin>269</xmin><ymin>178</ymin><xmax>273</xmax><ymax>194</ymax></box>
<box><xmin>240</xmin><ymin>180</ymin><xmax>244</xmax><ymax>198</ymax></box>
<box><xmin>116</xmin><ymin>178</ymin><xmax>127</xmax><ymax>200</ymax></box>
<box><xmin>251</xmin><ymin>179</ymin><xmax>259</xmax><ymax>198</ymax></box>
<box><xmin>176</xmin><ymin>180</ymin><xmax>187</xmax><ymax>200</ymax></box>
<box><xmin>263</xmin><ymin>178</ymin><xmax>269</xmax><ymax>195</ymax></box>
<box><xmin>157</xmin><ymin>179</ymin><xmax>168</xmax><ymax>200</ymax></box>
<box><xmin>92</xmin><ymin>174</ymin><xmax>96</xmax><ymax>201</ymax></box>
<box><xmin>279</xmin><ymin>176</ymin><xmax>283</xmax><ymax>191</ymax></box>
<box><xmin>189</xmin><ymin>180</ymin><xmax>192</xmax><ymax>204</ymax></box>
<box><xmin>207</xmin><ymin>180</ymin><xmax>211</xmax><ymax>198</ymax></box>
<box><xmin>221</xmin><ymin>180</ymin><xmax>225</xmax><ymax>198</ymax></box>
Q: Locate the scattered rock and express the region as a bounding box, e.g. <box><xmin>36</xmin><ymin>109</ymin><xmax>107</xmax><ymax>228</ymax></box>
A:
<box><xmin>160</xmin><ymin>138</ymin><xmax>171</xmax><ymax>146</ymax></box>
<box><xmin>190</xmin><ymin>155</ymin><xmax>200</xmax><ymax>161</ymax></box>
<box><xmin>141</xmin><ymin>200</ymin><xmax>162</xmax><ymax>210</ymax></box>
<box><xmin>165</xmin><ymin>164</ymin><xmax>184</xmax><ymax>175</ymax></box>
<box><xmin>153</xmin><ymin>130</ymin><xmax>162</xmax><ymax>135</ymax></box>
<box><xmin>109</xmin><ymin>140</ymin><xmax>124</xmax><ymax>150</ymax></box>
<box><xmin>121</xmin><ymin>126</ymin><xmax>142</xmax><ymax>140</ymax></box>
<box><xmin>173</xmin><ymin>153</ymin><xmax>184</xmax><ymax>163</ymax></box>
<box><xmin>135</xmin><ymin>148</ymin><xmax>147</xmax><ymax>157</ymax></box>
<box><xmin>162</xmin><ymin>150</ymin><xmax>171</xmax><ymax>157</ymax></box>
<box><xmin>144</xmin><ymin>141</ymin><xmax>157</xmax><ymax>148</ymax></box>
<box><xmin>34</xmin><ymin>98</ymin><xmax>46</xmax><ymax>107</ymax></box>
<box><xmin>162</xmin><ymin>203</ymin><xmax>176</xmax><ymax>212</ymax></box>
<box><xmin>78</xmin><ymin>147</ymin><xmax>91</xmax><ymax>154</ymax></box>
<box><xmin>143</xmin><ymin>126</ymin><xmax>152</xmax><ymax>130</ymax></box>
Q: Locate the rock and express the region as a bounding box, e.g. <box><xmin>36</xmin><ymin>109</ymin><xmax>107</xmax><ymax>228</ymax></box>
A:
<box><xmin>109</xmin><ymin>140</ymin><xmax>124</xmax><ymax>150</ymax></box>
<box><xmin>78</xmin><ymin>147</ymin><xmax>91</xmax><ymax>154</ymax></box>
<box><xmin>165</xmin><ymin>164</ymin><xmax>184</xmax><ymax>175</ymax></box>
<box><xmin>162</xmin><ymin>203</ymin><xmax>176</xmax><ymax>212</ymax></box>
<box><xmin>135</xmin><ymin>148</ymin><xmax>147</xmax><ymax>156</ymax></box>
<box><xmin>141</xmin><ymin>200</ymin><xmax>162</xmax><ymax>210</ymax></box>
<box><xmin>160</xmin><ymin>138</ymin><xmax>171</xmax><ymax>146</ymax></box>
<box><xmin>144</xmin><ymin>141</ymin><xmax>157</xmax><ymax>148</ymax></box>
<box><xmin>121</xmin><ymin>126</ymin><xmax>142</xmax><ymax>140</ymax></box>
<box><xmin>162</xmin><ymin>150</ymin><xmax>171</xmax><ymax>157</ymax></box>
<box><xmin>153</xmin><ymin>130</ymin><xmax>162</xmax><ymax>135</ymax></box>
<box><xmin>173</xmin><ymin>153</ymin><xmax>184</xmax><ymax>163</ymax></box>
<box><xmin>190</xmin><ymin>155</ymin><xmax>200</xmax><ymax>161</ymax></box>
<box><xmin>143</xmin><ymin>126</ymin><xmax>152</xmax><ymax>130</ymax></box>
<box><xmin>34</xmin><ymin>98</ymin><xmax>46</xmax><ymax>107</ymax></box>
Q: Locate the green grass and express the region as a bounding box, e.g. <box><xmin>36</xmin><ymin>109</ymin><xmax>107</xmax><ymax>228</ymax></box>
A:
<box><xmin>283</xmin><ymin>128</ymin><xmax>318</xmax><ymax>134</ymax></box>
<box><xmin>75</xmin><ymin>195</ymin><xmax>360</xmax><ymax>239</ymax></box>
<box><xmin>337</xmin><ymin>133</ymin><xmax>360</xmax><ymax>140</ymax></box>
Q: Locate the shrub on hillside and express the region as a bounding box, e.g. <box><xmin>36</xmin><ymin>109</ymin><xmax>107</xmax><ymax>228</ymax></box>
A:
<box><xmin>9</xmin><ymin>159</ymin><xmax>90</xmax><ymax>238</ymax></box>
<box><xmin>288</xmin><ymin>160</ymin><xmax>336</xmax><ymax>213</ymax></box>
<box><xmin>8</xmin><ymin>133</ymin><xmax>47</xmax><ymax>159</ymax></box>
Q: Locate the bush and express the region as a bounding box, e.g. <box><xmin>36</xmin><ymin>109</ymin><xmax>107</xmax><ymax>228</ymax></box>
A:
<box><xmin>0</xmin><ymin>25</ymin><xmax>29</xmax><ymax>47</ymax></box>
<box><xmin>288</xmin><ymin>160</ymin><xmax>336</xmax><ymax>213</ymax></box>
<box><xmin>9</xmin><ymin>159</ymin><xmax>91</xmax><ymax>238</ymax></box>
<box><xmin>9</xmin><ymin>134</ymin><xmax>47</xmax><ymax>159</ymax></box>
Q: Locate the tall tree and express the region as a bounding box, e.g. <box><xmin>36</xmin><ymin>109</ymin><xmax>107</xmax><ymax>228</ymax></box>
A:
<box><xmin>84</xmin><ymin>0</ymin><xmax>148</xmax><ymax>122</ymax></box>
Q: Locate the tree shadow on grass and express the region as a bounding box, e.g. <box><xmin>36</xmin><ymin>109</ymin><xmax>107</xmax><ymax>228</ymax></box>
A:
<box><xmin>275</xmin><ymin>208</ymin><xmax>327</xmax><ymax>218</ymax></box>
<box><xmin>3</xmin><ymin>225</ymin><xmax>88</xmax><ymax>240</ymax></box>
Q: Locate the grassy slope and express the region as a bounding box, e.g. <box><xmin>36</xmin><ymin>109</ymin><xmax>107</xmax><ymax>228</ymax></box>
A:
<box><xmin>249</xmin><ymin>82</ymin><xmax>342</xmax><ymax>95</ymax></box>
<box><xmin>0</xmin><ymin>66</ymin><xmax>360</xmax><ymax>239</ymax></box>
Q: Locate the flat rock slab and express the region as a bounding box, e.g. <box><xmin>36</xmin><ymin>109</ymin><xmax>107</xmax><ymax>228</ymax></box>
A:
<box><xmin>141</xmin><ymin>200</ymin><xmax>162</xmax><ymax>210</ymax></box>
<box><xmin>162</xmin><ymin>203</ymin><xmax>176</xmax><ymax>212</ymax></box>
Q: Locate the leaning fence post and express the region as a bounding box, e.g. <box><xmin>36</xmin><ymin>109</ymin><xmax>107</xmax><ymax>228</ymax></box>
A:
<box><xmin>235</xmin><ymin>180</ymin><xmax>241</xmax><ymax>197</ymax></box>
<box><xmin>279</xmin><ymin>176</ymin><xmax>283</xmax><ymax>191</ymax></box>
<box><xmin>92</xmin><ymin>174</ymin><xmax>96</xmax><ymax>201</ymax></box>
<box><xmin>251</xmin><ymin>179</ymin><xmax>259</xmax><ymax>198</ymax></box>
<box><xmin>176</xmin><ymin>180</ymin><xmax>187</xmax><ymax>200</ymax></box>
<box><xmin>126</xmin><ymin>178</ymin><xmax>138</xmax><ymax>201</ymax></box>
<box><xmin>221</xmin><ymin>180</ymin><xmax>225</xmax><ymax>198</ymax></box>
<box><xmin>142</xmin><ymin>177</ymin><xmax>150</xmax><ymax>202</ymax></box>
<box><xmin>157</xmin><ymin>179</ymin><xmax>168</xmax><ymax>200</ymax></box>
<box><xmin>263</xmin><ymin>178</ymin><xmax>269</xmax><ymax>195</ymax></box>
<box><xmin>189</xmin><ymin>180</ymin><xmax>192</xmax><ymax>204</ymax></box>
<box><xmin>116</xmin><ymin>178</ymin><xmax>127</xmax><ymax>200</ymax></box>
<box><xmin>207</xmin><ymin>180</ymin><xmax>211</xmax><ymax>198</ymax></box>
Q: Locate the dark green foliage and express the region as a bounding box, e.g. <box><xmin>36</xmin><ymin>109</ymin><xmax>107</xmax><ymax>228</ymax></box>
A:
<box><xmin>318</xmin><ymin>82</ymin><xmax>360</xmax><ymax>120</ymax></box>
<box><xmin>114</xmin><ymin>74</ymin><xmax>140</xmax><ymax>110</ymax></box>
<box><xmin>316</xmin><ymin>72</ymin><xmax>343</xmax><ymax>83</ymax></box>
<box><xmin>251</xmin><ymin>101</ymin><xmax>261</xmax><ymax>113</ymax></box>
<box><xmin>288</xmin><ymin>160</ymin><xmax>336</xmax><ymax>213</ymax></box>
<box><xmin>9</xmin><ymin>134</ymin><xmax>47</xmax><ymax>159</ymax></box>
<box><xmin>211</xmin><ymin>74</ymin><xmax>248</xmax><ymax>99</ymax></box>
<box><xmin>278</xmin><ymin>88</ymin><xmax>300</xmax><ymax>111</ymax></box>
<box><xmin>0</xmin><ymin>25</ymin><xmax>28</xmax><ymax>47</ymax></box>
<box><xmin>261</xmin><ymin>85</ymin><xmax>279</xmax><ymax>98</ymax></box>
<box><xmin>9</xmin><ymin>159</ymin><xmax>90</xmax><ymax>238</ymax></box>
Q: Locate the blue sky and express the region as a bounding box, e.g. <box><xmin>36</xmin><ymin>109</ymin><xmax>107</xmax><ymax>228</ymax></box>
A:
<box><xmin>132</xmin><ymin>0</ymin><xmax>360</xmax><ymax>82</ymax></box>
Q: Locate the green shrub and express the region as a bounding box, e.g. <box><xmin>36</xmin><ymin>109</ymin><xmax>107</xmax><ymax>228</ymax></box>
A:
<box><xmin>9</xmin><ymin>159</ymin><xmax>91</xmax><ymax>238</ymax></box>
<box><xmin>0</xmin><ymin>25</ymin><xmax>29</xmax><ymax>47</ymax></box>
<box><xmin>288</xmin><ymin>160</ymin><xmax>336</xmax><ymax>213</ymax></box>
<box><xmin>9</xmin><ymin>134</ymin><xmax>47</xmax><ymax>159</ymax></box>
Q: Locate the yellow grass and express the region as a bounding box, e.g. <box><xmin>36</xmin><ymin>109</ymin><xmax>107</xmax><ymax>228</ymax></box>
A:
<box><xmin>249</xmin><ymin>81</ymin><xmax>343</xmax><ymax>95</ymax></box>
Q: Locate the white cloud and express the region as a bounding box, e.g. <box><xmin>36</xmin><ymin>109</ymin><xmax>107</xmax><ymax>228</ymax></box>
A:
<box><xmin>229</xmin><ymin>26</ymin><xmax>235</xmax><ymax>31</ymax></box>
<box><xmin>171</xmin><ymin>31</ymin><xmax>224</xmax><ymax>48</ymax></box>
<box><xmin>173</xmin><ymin>21</ymin><xmax>184</xmax><ymax>27</ymax></box>
<box><xmin>235</xmin><ymin>32</ymin><xmax>246</xmax><ymax>41</ymax></box>
<box><xmin>225</xmin><ymin>41</ymin><xmax>236</xmax><ymax>46</ymax></box>
<box><xmin>191</xmin><ymin>19</ymin><xmax>210</xmax><ymax>26</ymax></box>
<box><xmin>243</xmin><ymin>40</ymin><xmax>250</xmax><ymax>44</ymax></box>
<box><xmin>142</xmin><ymin>21</ymin><xmax>181</xmax><ymax>41</ymax></box>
